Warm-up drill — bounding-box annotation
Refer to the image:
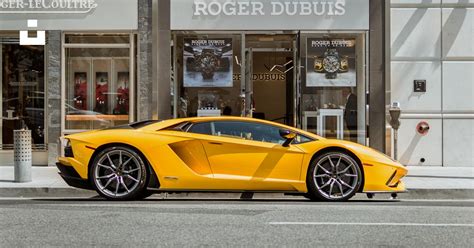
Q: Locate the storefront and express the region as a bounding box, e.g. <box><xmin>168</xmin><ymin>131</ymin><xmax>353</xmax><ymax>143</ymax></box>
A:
<box><xmin>0</xmin><ymin>0</ymin><xmax>142</xmax><ymax>165</ymax></box>
<box><xmin>0</xmin><ymin>0</ymin><xmax>388</xmax><ymax>167</ymax></box>
<box><xmin>168</xmin><ymin>0</ymin><xmax>371</xmax><ymax>144</ymax></box>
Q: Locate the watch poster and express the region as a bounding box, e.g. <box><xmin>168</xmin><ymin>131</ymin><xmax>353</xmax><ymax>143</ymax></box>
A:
<box><xmin>306</xmin><ymin>38</ymin><xmax>356</xmax><ymax>87</ymax></box>
<box><xmin>183</xmin><ymin>38</ymin><xmax>233</xmax><ymax>87</ymax></box>
<box><xmin>95</xmin><ymin>72</ymin><xmax>109</xmax><ymax>114</ymax></box>
<box><xmin>73</xmin><ymin>72</ymin><xmax>88</xmax><ymax>110</ymax></box>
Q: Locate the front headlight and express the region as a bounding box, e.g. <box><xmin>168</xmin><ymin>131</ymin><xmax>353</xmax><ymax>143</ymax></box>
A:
<box><xmin>61</xmin><ymin>137</ymin><xmax>71</xmax><ymax>148</ymax></box>
<box><xmin>58</xmin><ymin>137</ymin><xmax>71</xmax><ymax>157</ymax></box>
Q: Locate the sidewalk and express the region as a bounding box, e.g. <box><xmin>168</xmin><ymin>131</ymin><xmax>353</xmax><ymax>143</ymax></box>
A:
<box><xmin>0</xmin><ymin>166</ymin><xmax>473</xmax><ymax>199</ymax></box>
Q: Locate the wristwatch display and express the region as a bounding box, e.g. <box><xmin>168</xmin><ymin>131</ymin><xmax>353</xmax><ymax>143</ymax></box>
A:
<box><xmin>313</xmin><ymin>48</ymin><xmax>349</xmax><ymax>79</ymax></box>
<box><xmin>196</xmin><ymin>49</ymin><xmax>220</xmax><ymax>80</ymax></box>
<box><xmin>185</xmin><ymin>46</ymin><xmax>231</xmax><ymax>80</ymax></box>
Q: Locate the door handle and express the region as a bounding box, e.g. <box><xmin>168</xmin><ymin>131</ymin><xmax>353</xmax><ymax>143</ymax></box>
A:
<box><xmin>208</xmin><ymin>142</ymin><xmax>223</xmax><ymax>145</ymax></box>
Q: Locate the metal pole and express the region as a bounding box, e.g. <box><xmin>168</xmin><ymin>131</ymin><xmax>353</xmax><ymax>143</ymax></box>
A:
<box><xmin>393</xmin><ymin>129</ymin><xmax>398</xmax><ymax>161</ymax></box>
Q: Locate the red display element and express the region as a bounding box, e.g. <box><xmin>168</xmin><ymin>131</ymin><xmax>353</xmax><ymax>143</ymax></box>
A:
<box><xmin>95</xmin><ymin>72</ymin><xmax>109</xmax><ymax>114</ymax></box>
<box><xmin>73</xmin><ymin>72</ymin><xmax>87</xmax><ymax>110</ymax></box>
<box><xmin>114</xmin><ymin>87</ymin><xmax>129</xmax><ymax>114</ymax></box>
<box><xmin>114</xmin><ymin>71</ymin><xmax>129</xmax><ymax>115</ymax></box>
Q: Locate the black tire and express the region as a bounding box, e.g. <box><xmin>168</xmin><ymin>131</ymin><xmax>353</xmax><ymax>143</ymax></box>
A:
<box><xmin>306</xmin><ymin>151</ymin><xmax>362</xmax><ymax>201</ymax></box>
<box><xmin>90</xmin><ymin>146</ymin><xmax>149</xmax><ymax>201</ymax></box>
<box><xmin>135</xmin><ymin>190</ymin><xmax>155</xmax><ymax>200</ymax></box>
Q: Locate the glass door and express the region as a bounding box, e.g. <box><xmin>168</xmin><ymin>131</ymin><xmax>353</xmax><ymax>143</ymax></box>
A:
<box><xmin>0</xmin><ymin>40</ymin><xmax>45</xmax><ymax>149</ymax></box>
<box><xmin>300</xmin><ymin>33</ymin><xmax>367</xmax><ymax>144</ymax></box>
<box><xmin>244</xmin><ymin>34</ymin><xmax>297</xmax><ymax>126</ymax></box>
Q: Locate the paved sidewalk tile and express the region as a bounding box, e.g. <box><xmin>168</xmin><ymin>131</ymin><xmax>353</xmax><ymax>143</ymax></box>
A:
<box><xmin>0</xmin><ymin>166</ymin><xmax>68</xmax><ymax>188</ymax></box>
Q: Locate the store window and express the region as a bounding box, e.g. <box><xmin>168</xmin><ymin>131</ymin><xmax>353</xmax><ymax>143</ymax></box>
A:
<box><xmin>173</xmin><ymin>34</ymin><xmax>242</xmax><ymax>118</ymax></box>
<box><xmin>301</xmin><ymin>34</ymin><xmax>367</xmax><ymax>144</ymax></box>
<box><xmin>63</xmin><ymin>34</ymin><xmax>135</xmax><ymax>132</ymax></box>
<box><xmin>0</xmin><ymin>37</ymin><xmax>45</xmax><ymax>149</ymax></box>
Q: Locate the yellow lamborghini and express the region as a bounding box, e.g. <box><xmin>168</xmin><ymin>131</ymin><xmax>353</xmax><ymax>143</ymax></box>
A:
<box><xmin>56</xmin><ymin>117</ymin><xmax>407</xmax><ymax>201</ymax></box>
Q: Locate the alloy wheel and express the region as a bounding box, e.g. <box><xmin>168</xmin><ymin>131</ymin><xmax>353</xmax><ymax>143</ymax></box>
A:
<box><xmin>313</xmin><ymin>153</ymin><xmax>359</xmax><ymax>200</ymax></box>
<box><xmin>93</xmin><ymin>149</ymin><xmax>143</xmax><ymax>198</ymax></box>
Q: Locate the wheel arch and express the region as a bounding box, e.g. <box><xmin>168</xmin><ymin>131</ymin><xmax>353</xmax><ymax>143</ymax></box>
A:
<box><xmin>308</xmin><ymin>146</ymin><xmax>365</xmax><ymax>193</ymax></box>
<box><xmin>88</xmin><ymin>142</ymin><xmax>160</xmax><ymax>189</ymax></box>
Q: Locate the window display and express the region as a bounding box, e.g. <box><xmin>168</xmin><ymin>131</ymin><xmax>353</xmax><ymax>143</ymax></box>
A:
<box><xmin>306</xmin><ymin>38</ymin><xmax>356</xmax><ymax>87</ymax></box>
<box><xmin>301</xmin><ymin>34</ymin><xmax>366</xmax><ymax>144</ymax></box>
<box><xmin>73</xmin><ymin>72</ymin><xmax>88</xmax><ymax>110</ymax></box>
<box><xmin>114</xmin><ymin>72</ymin><xmax>129</xmax><ymax>115</ymax></box>
<box><xmin>64</xmin><ymin>34</ymin><xmax>134</xmax><ymax>131</ymax></box>
<box><xmin>174</xmin><ymin>34</ymin><xmax>242</xmax><ymax>118</ymax></box>
<box><xmin>183</xmin><ymin>38</ymin><xmax>233</xmax><ymax>87</ymax></box>
<box><xmin>94</xmin><ymin>72</ymin><xmax>109</xmax><ymax>114</ymax></box>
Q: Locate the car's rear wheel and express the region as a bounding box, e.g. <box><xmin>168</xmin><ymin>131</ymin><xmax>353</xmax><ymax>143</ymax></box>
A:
<box><xmin>91</xmin><ymin>146</ymin><xmax>149</xmax><ymax>200</ymax></box>
<box><xmin>306</xmin><ymin>151</ymin><xmax>362</xmax><ymax>201</ymax></box>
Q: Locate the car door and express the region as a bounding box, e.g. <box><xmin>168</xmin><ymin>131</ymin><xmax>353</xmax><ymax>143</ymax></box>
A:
<box><xmin>188</xmin><ymin>120</ymin><xmax>305</xmax><ymax>188</ymax></box>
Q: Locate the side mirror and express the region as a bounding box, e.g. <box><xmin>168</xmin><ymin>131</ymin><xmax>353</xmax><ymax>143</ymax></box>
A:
<box><xmin>279</xmin><ymin>129</ymin><xmax>297</xmax><ymax>147</ymax></box>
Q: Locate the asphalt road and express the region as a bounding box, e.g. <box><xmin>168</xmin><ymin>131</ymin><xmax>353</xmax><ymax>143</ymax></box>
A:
<box><xmin>0</xmin><ymin>197</ymin><xmax>472</xmax><ymax>247</ymax></box>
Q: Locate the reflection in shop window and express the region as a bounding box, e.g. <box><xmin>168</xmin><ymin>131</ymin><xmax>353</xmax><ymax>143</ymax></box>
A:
<box><xmin>64</xmin><ymin>34</ymin><xmax>133</xmax><ymax>131</ymax></box>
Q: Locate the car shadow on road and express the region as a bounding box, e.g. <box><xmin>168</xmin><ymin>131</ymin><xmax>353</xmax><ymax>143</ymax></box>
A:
<box><xmin>30</xmin><ymin>197</ymin><xmax>400</xmax><ymax>204</ymax></box>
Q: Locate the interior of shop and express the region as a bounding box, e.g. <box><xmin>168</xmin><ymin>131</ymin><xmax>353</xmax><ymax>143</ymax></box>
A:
<box><xmin>0</xmin><ymin>35</ymin><xmax>45</xmax><ymax>149</ymax></box>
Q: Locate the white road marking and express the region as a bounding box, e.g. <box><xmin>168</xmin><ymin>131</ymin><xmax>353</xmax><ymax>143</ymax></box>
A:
<box><xmin>268</xmin><ymin>222</ymin><xmax>474</xmax><ymax>227</ymax></box>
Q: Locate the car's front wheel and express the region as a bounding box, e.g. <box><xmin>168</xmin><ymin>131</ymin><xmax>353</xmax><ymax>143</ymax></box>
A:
<box><xmin>90</xmin><ymin>146</ymin><xmax>149</xmax><ymax>200</ymax></box>
<box><xmin>306</xmin><ymin>151</ymin><xmax>362</xmax><ymax>201</ymax></box>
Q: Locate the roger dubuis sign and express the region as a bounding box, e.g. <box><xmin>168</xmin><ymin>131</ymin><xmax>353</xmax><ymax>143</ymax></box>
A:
<box><xmin>0</xmin><ymin>0</ymin><xmax>98</xmax><ymax>14</ymax></box>
<box><xmin>193</xmin><ymin>1</ymin><xmax>346</xmax><ymax>16</ymax></box>
<box><xmin>171</xmin><ymin>0</ymin><xmax>369</xmax><ymax>30</ymax></box>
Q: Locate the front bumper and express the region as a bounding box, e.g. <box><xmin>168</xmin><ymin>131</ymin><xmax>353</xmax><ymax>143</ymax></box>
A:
<box><xmin>56</xmin><ymin>162</ymin><xmax>93</xmax><ymax>190</ymax></box>
<box><xmin>362</xmin><ymin>162</ymin><xmax>408</xmax><ymax>193</ymax></box>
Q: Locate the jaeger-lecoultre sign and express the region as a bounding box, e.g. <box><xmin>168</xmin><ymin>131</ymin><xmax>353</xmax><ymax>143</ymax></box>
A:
<box><xmin>0</xmin><ymin>0</ymin><xmax>98</xmax><ymax>14</ymax></box>
<box><xmin>0</xmin><ymin>0</ymin><xmax>137</xmax><ymax>30</ymax></box>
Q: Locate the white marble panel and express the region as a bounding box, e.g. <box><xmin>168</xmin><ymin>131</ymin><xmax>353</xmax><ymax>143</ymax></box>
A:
<box><xmin>397</xmin><ymin>118</ymin><xmax>443</xmax><ymax>166</ymax></box>
<box><xmin>442</xmin><ymin>61</ymin><xmax>474</xmax><ymax>111</ymax></box>
<box><xmin>391</xmin><ymin>8</ymin><xmax>441</xmax><ymax>59</ymax></box>
<box><xmin>442</xmin><ymin>0</ymin><xmax>474</xmax><ymax>4</ymax></box>
<box><xmin>443</xmin><ymin>119</ymin><xmax>474</xmax><ymax>167</ymax></box>
<box><xmin>391</xmin><ymin>61</ymin><xmax>442</xmax><ymax>112</ymax></box>
<box><xmin>442</xmin><ymin>8</ymin><xmax>474</xmax><ymax>58</ymax></box>
<box><xmin>391</xmin><ymin>0</ymin><xmax>441</xmax><ymax>4</ymax></box>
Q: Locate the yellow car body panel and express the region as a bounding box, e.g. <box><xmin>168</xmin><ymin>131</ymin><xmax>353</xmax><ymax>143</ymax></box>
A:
<box><xmin>58</xmin><ymin>116</ymin><xmax>407</xmax><ymax>194</ymax></box>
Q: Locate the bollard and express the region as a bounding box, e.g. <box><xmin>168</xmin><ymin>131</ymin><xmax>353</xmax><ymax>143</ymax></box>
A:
<box><xmin>14</xmin><ymin>129</ymin><xmax>32</xmax><ymax>183</ymax></box>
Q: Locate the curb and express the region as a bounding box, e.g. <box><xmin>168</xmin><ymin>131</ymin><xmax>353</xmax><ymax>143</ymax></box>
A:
<box><xmin>0</xmin><ymin>188</ymin><xmax>473</xmax><ymax>200</ymax></box>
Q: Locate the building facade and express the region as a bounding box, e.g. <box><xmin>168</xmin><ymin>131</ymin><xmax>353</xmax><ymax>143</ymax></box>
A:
<box><xmin>6</xmin><ymin>0</ymin><xmax>460</xmax><ymax>168</ymax></box>
<box><xmin>390</xmin><ymin>0</ymin><xmax>474</xmax><ymax>166</ymax></box>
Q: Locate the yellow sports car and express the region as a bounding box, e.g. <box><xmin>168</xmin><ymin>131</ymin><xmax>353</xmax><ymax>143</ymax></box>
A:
<box><xmin>56</xmin><ymin>117</ymin><xmax>407</xmax><ymax>201</ymax></box>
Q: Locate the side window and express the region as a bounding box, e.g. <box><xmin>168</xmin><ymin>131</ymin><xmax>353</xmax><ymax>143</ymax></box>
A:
<box><xmin>188</xmin><ymin>122</ymin><xmax>212</xmax><ymax>135</ymax></box>
<box><xmin>213</xmin><ymin>121</ymin><xmax>286</xmax><ymax>145</ymax></box>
